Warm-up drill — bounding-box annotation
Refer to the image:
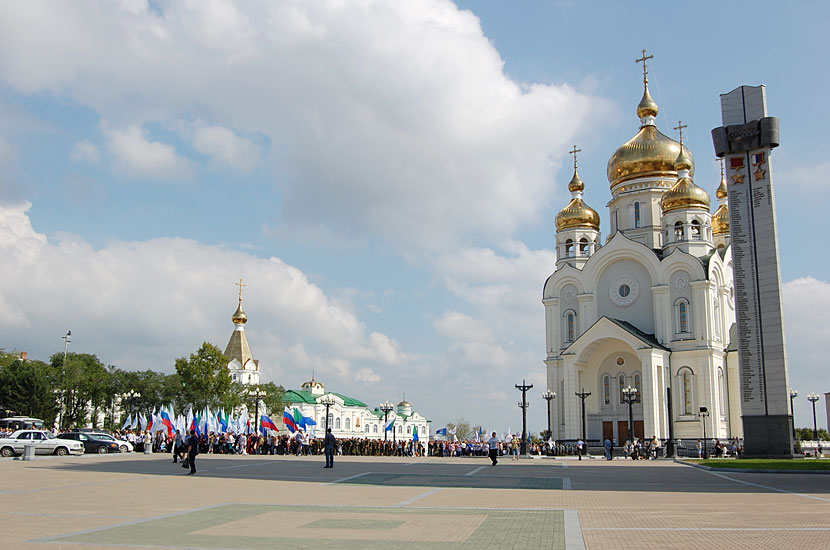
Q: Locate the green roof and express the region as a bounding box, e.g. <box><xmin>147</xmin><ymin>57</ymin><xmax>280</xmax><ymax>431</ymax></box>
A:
<box><xmin>284</xmin><ymin>389</ymin><xmax>367</xmax><ymax>408</ymax></box>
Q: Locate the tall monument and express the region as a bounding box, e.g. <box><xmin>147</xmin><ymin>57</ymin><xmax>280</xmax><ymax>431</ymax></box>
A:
<box><xmin>712</xmin><ymin>86</ymin><xmax>793</xmax><ymax>457</ymax></box>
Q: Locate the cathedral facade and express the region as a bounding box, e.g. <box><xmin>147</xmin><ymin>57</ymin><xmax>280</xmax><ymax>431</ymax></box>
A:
<box><xmin>543</xmin><ymin>68</ymin><xmax>740</xmax><ymax>444</ymax></box>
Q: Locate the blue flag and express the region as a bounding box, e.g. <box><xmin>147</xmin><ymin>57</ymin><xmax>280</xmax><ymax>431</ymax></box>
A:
<box><xmin>435</xmin><ymin>427</ymin><xmax>447</xmax><ymax>436</ymax></box>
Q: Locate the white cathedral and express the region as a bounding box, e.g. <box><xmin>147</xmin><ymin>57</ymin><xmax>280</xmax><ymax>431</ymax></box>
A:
<box><xmin>543</xmin><ymin>66</ymin><xmax>740</xmax><ymax>444</ymax></box>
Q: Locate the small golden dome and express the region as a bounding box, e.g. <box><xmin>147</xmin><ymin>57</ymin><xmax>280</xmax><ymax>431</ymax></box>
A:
<box><xmin>397</xmin><ymin>400</ymin><xmax>411</xmax><ymax>408</ymax></box>
<box><xmin>716</xmin><ymin>176</ymin><xmax>727</xmax><ymax>199</ymax></box>
<box><xmin>675</xmin><ymin>145</ymin><xmax>693</xmax><ymax>171</ymax></box>
<box><xmin>637</xmin><ymin>84</ymin><xmax>659</xmax><ymax>119</ymax></box>
<box><xmin>661</xmin><ymin>177</ymin><xmax>711</xmax><ymax>213</ymax></box>
<box><xmin>232</xmin><ymin>301</ymin><xmax>247</xmax><ymax>324</ymax></box>
<box><xmin>607</xmin><ymin>126</ymin><xmax>693</xmax><ymax>188</ymax></box>
<box><xmin>712</xmin><ymin>203</ymin><xmax>730</xmax><ymax>235</ymax></box>
<box><xmin>556</xmin><ymin>197</ymin><xmax>600</xmax><ymax>232</ymax></box>
<box><xmin>568</xmin><ymin>169</ymin><xmax>584</xmax><ymax>193</ymax></box>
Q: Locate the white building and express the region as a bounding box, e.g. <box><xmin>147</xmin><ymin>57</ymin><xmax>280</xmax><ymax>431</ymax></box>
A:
<box><xmin>543</xmin><ymin>70</ymin><xmax>740</xmax><ymax>444</ymax></box>
<box><xmin>285</xmin><ymin>378</ymin><xmax>430</xmax><ymax>441</ymax></box>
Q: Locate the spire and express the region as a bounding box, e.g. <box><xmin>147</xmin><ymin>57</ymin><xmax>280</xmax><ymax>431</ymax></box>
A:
<box><xmin>232</xmin><ymin>278</ymin><xmax>247</xmax><ymax>325</ymax></box>
<box><xmin>568</xmin><ymin>144</ymin><xmax>584</xmax><ymax>194</ymax></box>
<box><xmin>635</xmin><ymin>49</ymin><xmax>659</xmax><ymax>124</ymax></box>
<box><xmin>716</xmin><ymin>157</ymin><xmax>728</xmax><ymax>200</ymax></box>
<box><xmin>673</xmin><ymin>120</ymin><xmax>692</xmax><ymax>173</ymax></box>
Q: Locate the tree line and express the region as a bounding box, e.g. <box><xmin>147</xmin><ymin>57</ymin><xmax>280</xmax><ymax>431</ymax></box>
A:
<box><xmin>0</xmin><ymin>342</ymin><xmax>285</xmax><ymax>430</ymax></box>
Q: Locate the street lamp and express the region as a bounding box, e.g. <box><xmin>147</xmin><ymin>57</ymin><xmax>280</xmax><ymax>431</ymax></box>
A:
<box><xmin>250</xmin><ymin>385</ymin><xmax>265</xmax><ymax>434</ymax></box>
<box><xmin>808</xmin><ymin>393</ymin><xmax>821</xmax><ymax>457</ymax></box>
<box><xmin>789</xmin><ymin>388</ymin><xmax>798</xmax><ymax>440</ymax></box>
<box><xmin>516</xmin><ymin>379</ymin><xmax>533</xmax><ymax>455</ymax></box>
<box><xmin>320</xmin><ymin>394</ymin><xmax>335</xmax><ymax>433</ymax></box>
<box><xmin>699</xmin><ymin>406</ymin><xmax>710</xmax><ymax>459</ymax></box>
<box><xmin>379</xmin><ymin>401</ymin><xmax>394</xmax><ymax>442</ymax></box>
<box><xmin>59</xmin><ymin>330</ymin><xmax>71</xmax><ymax>429</ymax></box>
<box><xmin>622</xmin><ymin>385</ymin><xmax>639</xmax><ymax>444</ymax></box>
<box><xmin>125</xmin><ymin>390</ymin><xmax>140</xmax><ymax>424</ymax></box>
<box><xmin>575</xmin><ymin>388</ymin><xmax>591</xmax><ymax>442</ymax></box>
<box><xmin>541</xmin><ymin>390</ymin><xmax>556</xmax><ymax>441</ymax></box>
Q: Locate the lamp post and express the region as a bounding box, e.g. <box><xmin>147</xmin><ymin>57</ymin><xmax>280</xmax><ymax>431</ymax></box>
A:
<box><xmin>516</xmin><ymin>379</ymin><xmax>533</xmax><ymax>455</ymax></box>
<box><xmin>320</xmin><ymin>394</ymin><xmax>335</xmax><ymax>433</ymax></box>
<box><xmin>622</xmin><ymin>385</ymin><xmax>639</xmax><ymax>444</ymax></box>
<box><xmin>379</xmin><ymin>401</ymin><xmax>393</xmax><ymax>442</ymax></box>
<box><xmin>789</xmin><ymin>388</ymin><xmax>798</xmax><ymax>440</ymax></box>
<box><xmin>808</xmin><ymin>393</ymin><xmax>821</xmax><ymax>457</ymax></box>
<box><xmin>541</xmin><ymin>390</ymin><xmax>556</xmax><ymax>441</ymax></box>
<box><xmin>250</xmin><ymin>385</ymin><xmax>265</xmax><ymax>434</ymax></box>
<box><xmin>125</xmin><ymin>390</ymin><xmax>139</xmax><ymax>426</ymax></box>
<box><xmin>699</xmin><ymin>406</ymin><xmax>710</xmax><ymax>459</ymax></box>
<box><xmin>575</xmin><ymin>388</ymin><xmax>591</xmax><ymax>442</ymax></box>
<box><xmin>59</xmin><ymin>330</ymin><xmax>71</xmax><ymax>429</ymax></box>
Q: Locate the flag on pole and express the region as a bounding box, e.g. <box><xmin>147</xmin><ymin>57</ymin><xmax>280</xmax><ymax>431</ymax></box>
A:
<box><xmin>448</xmin><ymin>426</ymin><xmax>456</xmax><ymax>435</ymax></box>
<box><xmin>283</xmin><ymin>407</ymin><xmax>297</xmax><ymax>433</ymax></box>
<box><xmin>435</xmin><ymin>427</ymin><xmax>447</xmax><ymax>436</ymax></box>
<box><xmin>121</xmin><ymin>414</ymin><xmax>132</xmax><ymax>431</ymax></box>
<box><xmin>413</xmin><ymin>425</ymin><xmax>419</xmax><ymax>442</ymax></box>
<box><xmin>147</xmin><ymin>408</ymin><xmax>155</xmax><ymax>432</ymax></box>
<box><xmin>260</xmin><ymin>414</ymin><xmax>278</xmax><ymax>435</ymax></box>
<box><xmin>384</xmin><ymin>416</ymin><xmax>395</xmax><ymax>432</ymax></box>
<box><xmin>139</xmin><ymin>412</ymin><xmax>148</xmax><ymax>431</ymax></box>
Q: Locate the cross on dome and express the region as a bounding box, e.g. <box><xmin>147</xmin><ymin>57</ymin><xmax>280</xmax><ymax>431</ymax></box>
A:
<box><xmin>569</xmin><ymin>144</ymin><xmax>581</xmax><ymax>171</ymax></box>
<box><xmin>236</xmin><ymin>278</ymin><xmax>246</xmax><ymax>302</ymax></box>
<box><xmin>635</xmin><ymin>49</ymin><xmax>654</xmax><ymax>83</ymax></box>
<box><xmin>673</xmin><ymin>121</ymin><xmax>688</xmax><ymax>145</ymax></box>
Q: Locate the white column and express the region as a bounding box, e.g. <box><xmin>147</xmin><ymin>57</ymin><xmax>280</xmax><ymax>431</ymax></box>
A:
<box><xmin>563</xmin><ymin>359</ymin><xmax>580</xmax><ymax>439</ymax></box>
<box><xmin>638</xmin><ymin>349</ymin><xmax>661</xmax><ymax>439</ymax></box>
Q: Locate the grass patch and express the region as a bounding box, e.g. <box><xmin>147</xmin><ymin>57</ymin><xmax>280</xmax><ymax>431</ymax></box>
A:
<box><xmin>686</xmin><ymin>458</ymin><xmax>830</xmax><ymax>471</ymax></box>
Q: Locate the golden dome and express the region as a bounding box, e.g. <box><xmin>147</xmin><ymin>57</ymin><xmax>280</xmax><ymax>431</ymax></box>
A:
<box><xmin>661</xmin><ymin>177</ymin><xmax>710</xmax><ymax>213</ymax></box>
<box><xmin>607</xmin><ymin>126</ymin><xmax>693</xmax><ymax>188</ymax></box>
<box><xmin>556</xmin><ymin>197</ymin><xmax>600</xmax><ymax>232</ymax></box>
<box><xmin>568</xmin><ymin>170</ymin><xmax>584</xmax><ymax>193</ymax></box>
<box><xmin>397</xmin><ymin>400</ymin><xmax>411</xmax><ymax>408</ymax></box>
<box><xmin>232</xmin><ymin>301</ymin><xmax>247</xmax><ymax>324</ymax></box>
<box><xmin>716</xmin><ymin>176</ymin><xmax>727</xmax><ymax>199</ymax></box>
<box><xmin>637</xmin><ymin>84</ymin><xmax>659</xmax><ymax>119</ymax></box>
<box><xmin>712</xmin><ymin>203</ymin><xmax>730</xmax><ymax>235</ymax></box>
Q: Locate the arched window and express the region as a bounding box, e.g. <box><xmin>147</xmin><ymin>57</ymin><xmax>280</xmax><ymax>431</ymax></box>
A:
<box><xmin>603</xmin><ymin>375</ymin><xmax>611</xmax><ymax>405</ymax></box>
<box><xmin>396</xmin><ymin>425</ymin><xmax>401</xmax><ymax>434</ymax></box>
<box><xmin>373</xmin><ymin>424</ymin><xmax>378</xmax><ymax>434</ymax></box>
<box><xmin>365</xmin><ymin>424</ymin><xmax>370</xmax><ymax>433</ymax></box>
<box><xmin>565</xmin><ymin>239</ymin><xmax>574</xmax><ymax>257</ymax></box>
<box><xmin>634</xmin><ymin>373</ymin><xmax>642</xmax><ymax>402</ymax></box>
<box><xmin>345</xmin><ymin>418</ymin><xmax>351</xmax><ymax>430</ymax></box>
<box><xmin>232</xmin><ymin>374</ymin><xmax>237</xmax><ymax>381</ymax></box>
<box><xmin>691</xmin><ymin>219</ymin><xmax>701</xmax><ymax>239</ymax></box>
<box><xmin>718</xmin><ymin>368</ymin><xmax>726</xmax><ymax>417</ymax></box>
<box><xmin>335</xmin><ymin>417</ymin><xmax>341</xmax><ymax>430</ymax></box>
<box><xmin>680</xmin><ymin>368</ymin><xmax>694</xmax><ymax>415</ymax></box>
<box><xmin>674</xmin><ymin>221</ymin><xmax>684</xmax><ymax>241</ymax></box>
<box><xmin>579</xmin><ymin>237</ymin><xmax>589</xmax><ymax>256</ymax></box>
<box><xmin>676</xmin><ymin>299</ymin><xmax>690</xmax><ymax>334</ymax></box>
<box><xmin>565</xmin><ymin>311</ymin><xmax>576</xmax><ymax>343</ymax></box>
<box><xmin>618</xmin><ymin>374</ymin><xmax>626</xmax><ymax>404</ymax></box>
<box><xmin>407</xmin><ymin>426</ymin><xmax>411</xmax><ymax>434</ymax></box>
<box><xmin>634</xmin><ymin>201</ymin><xmax>641</xmax><ymax>228</ymax></box>
<box><xmin>713</xmin><ymin>297</ymin><xmax>721</xmax><ymax>340</ymax></box>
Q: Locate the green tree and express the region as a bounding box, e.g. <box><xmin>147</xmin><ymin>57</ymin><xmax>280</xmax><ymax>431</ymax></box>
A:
<box><xmin>240</xmin><ymin>382</ymin><xmax>286</xmax><ymax>418</ymax></box>
<box><xmin>175</xmin><ymin>342</ymin><xmax>234</xmax><ymax>411</ymax></box>
<box><xmin>50</xmin><ymin>352</ymin><xmax>109</xmax><ymax>429</ymax></box>
<box><xmin>0</xmin><ymin>357</ymin><xmax>58</xmax><ymax>424</ymax></box>
<box><xmin>796</xmin><ymin>427</ymin><xmax>830</xmax><ymax>441</ymax></box>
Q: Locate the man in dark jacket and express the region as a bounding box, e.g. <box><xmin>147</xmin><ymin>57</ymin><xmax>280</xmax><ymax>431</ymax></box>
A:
<box><xmin>172</xmin><ymin>429</ymin><xmax>183</xmax><ymax>463</ymax></box>
<box><xmin>185</xmin><ymin>429</ymin><xmax>198</xmax><ymax>475</ymax></box>
<box><xmin>324</xmin><ymin>428</ymin><xmax>336</xmax><ymax>468</ymax></box>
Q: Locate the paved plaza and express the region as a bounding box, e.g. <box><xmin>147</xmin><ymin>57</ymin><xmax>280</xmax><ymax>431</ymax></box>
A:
<box><xmin>2</xmin><ymin>453</ymin><xmax>829</xmax><ymax>549</ymax></box>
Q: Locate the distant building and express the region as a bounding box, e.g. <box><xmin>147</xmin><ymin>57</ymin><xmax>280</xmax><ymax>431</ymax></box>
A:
<box><xmin>223</xmin><ymin>280</ymin><xmax>260</xmax><ymax>387</ymax></box>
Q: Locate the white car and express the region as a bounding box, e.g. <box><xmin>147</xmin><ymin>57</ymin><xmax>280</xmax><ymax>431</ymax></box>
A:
<box><xmin>88</xmin><ymin>432</ymin><xmax>133</xmax><ymax>453</ymax></box>
<box><xmin>0</xmin><ymin>430</ymin><xmax>85</xmax><ymax>457</ymax></box>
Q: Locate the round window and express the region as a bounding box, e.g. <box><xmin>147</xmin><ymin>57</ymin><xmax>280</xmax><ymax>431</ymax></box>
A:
<box><xmin>619</xmin><ymin>284</ymin><xmax>630</xmax><ymax>298</ymax></box>
<box><xmin>609</xmin><ymin>275</ymin><xmax>640</xmax><ymax>307</ymax></box>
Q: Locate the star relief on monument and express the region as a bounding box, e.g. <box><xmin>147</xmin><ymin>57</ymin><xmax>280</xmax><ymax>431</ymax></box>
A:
<box><xmin>754</xmin><ymin>167</ymin><xmax>767</xmax><ymax>181</ymax></box>
<box><xmin>730</xmin><ymin>170</ymin><xmax>745</xmax><ymax>184</ymax></box>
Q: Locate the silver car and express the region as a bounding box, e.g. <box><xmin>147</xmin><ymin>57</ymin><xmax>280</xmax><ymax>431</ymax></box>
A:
<box><xmin>0</xmin><ymin>430</ymin><xmax>85</xmax><ymax>457</ymax></box>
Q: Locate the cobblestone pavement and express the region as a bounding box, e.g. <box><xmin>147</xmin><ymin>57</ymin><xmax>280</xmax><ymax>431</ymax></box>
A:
<box><xmin>2</xmin><ymin>454</ymin><xmax>829</xmax><ymax>549</ymax></box>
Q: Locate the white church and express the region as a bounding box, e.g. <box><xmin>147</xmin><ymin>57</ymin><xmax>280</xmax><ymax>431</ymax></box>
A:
<box><xmin>543</xmin><ymin>63</ymin><xmax>740</xmax><ymax>444</ymax></box>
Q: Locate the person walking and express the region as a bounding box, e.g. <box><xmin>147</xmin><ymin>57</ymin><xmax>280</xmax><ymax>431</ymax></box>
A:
<box><xmin>172</xmin><ymin>429</ymin><xmax>183</xmax><ymax>463</ymax></box>
<box><xmin>488</xmin><ymin>432</ymin><xmax>499</xmax><ymax>466</ymax></box>
<box><xmin>577</xmin><ymin>438</ymin><xmax>584</xmax><ymax>460</ymax></box>
<box><xmin>185</xmin><ymin>429</ymin><xmax>198</xmax><ymax>475</ymax></box>
<box><xmin>604</xmin><ymin>437</ymin><xmax>613</xmax><ymax>460</ymax></box>
<box><xmin>323</xmin><ymin>428</ymin><xmax>336</xmax><ymax>468</ymax></box>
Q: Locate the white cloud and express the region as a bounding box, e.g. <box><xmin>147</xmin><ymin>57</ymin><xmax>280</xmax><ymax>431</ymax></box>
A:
<box><xmin>0</xmin><ymin>202</ymin><xmax>405</xmax><ymax>392</ymax></box>
<box><xmin>0</xmin><ymin>0</ymin><xmax>605</xmax><ymax>248</ymax></box>
<box><xmin>105</xmin><ymin>125</ymin><xmax>193</xmax><ymax>179</ymax></box>
<box><xmin>192</xmin><ymin>124</ymin><xmax>260</xmax><ymax>172</ymax></box>
<box><xmin>70</xmin><ymin>139</ymin><xmax>100</xmax><ymax>164</ymax></box>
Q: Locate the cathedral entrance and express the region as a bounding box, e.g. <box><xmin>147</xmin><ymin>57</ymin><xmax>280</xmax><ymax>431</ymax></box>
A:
<box><xmin>602</xmin><ymin>421</ymin><xmax>614</xmax><ymax>441</ymax></box>
<box><xmin>617</xmin><ymin>420</ymin><xmax>645</xmax><ymax>442</ymax></box>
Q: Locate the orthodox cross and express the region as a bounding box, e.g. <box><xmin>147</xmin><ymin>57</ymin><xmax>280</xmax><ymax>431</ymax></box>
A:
<box><xmin>674</xmin><ymin>120</ymin><xmax>688</xmax><ymax>145</ymax></box>
<box><xmin>569</xmin><ymin>144</ymin><xmax>581</xmax><ymax>171</ymax></box>
<box><xmin>635</xmin><ymin>49</ymin><xmax>654</xmax><ymax>83</ymax></box>
<box><xmin>236</xmin><ymin>278</ymin><xmax>246</xmax><ymax>302</ymax></box>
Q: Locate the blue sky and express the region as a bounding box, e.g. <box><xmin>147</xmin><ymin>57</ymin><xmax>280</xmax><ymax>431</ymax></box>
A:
<box><xmin>0</xmin><ymin>0</ymin><xmax>827</xmax><ymax>434</ymax></box>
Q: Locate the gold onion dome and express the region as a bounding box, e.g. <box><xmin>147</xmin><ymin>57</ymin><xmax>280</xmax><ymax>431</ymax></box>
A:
<box><xmin>607</xmin><ymin>85</ymin><xmax>694</xmax><ymax>188</ymax></box>
<box><xmin>398</xmin><ymin>399</ymin><xmax>411</xmax><ymax>407</ymax></box>
<box><xmin>661</xmin><ymin>150</ymin><xmax>710</xmax><ymax>214</ymax></box>
<box><xmin>556</xmin><ymin>168</ymin><xmax>600</xmax><ymax>232</ymax></box>
<box><xmin>712</xmin><ymin>171</ymin><xmax>730</xmax><ymax>235</ymax></box>
<box><xmin>232</xmin><ymin>301</ymin><xmax>247</xmax><ymax>324</ymax></box>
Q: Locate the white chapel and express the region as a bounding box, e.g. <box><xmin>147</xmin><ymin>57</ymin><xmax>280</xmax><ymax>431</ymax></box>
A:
<box><xmin>543</xmin><ymin>60</ymin><xmax>740</xmax><ymax>444</ymax></box>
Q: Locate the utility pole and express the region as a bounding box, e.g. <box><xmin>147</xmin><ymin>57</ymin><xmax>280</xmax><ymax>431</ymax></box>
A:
<box><xmin>515</xmin><ymin>379</ymin><xmax>533</xmax><ymax>455</ymax></box>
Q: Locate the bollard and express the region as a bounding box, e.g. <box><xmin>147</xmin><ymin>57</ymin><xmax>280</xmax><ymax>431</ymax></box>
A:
<box><xmin>23</xmin><ymin>443</ymin><xmax>36</xmax><ymax>461</ymax></box>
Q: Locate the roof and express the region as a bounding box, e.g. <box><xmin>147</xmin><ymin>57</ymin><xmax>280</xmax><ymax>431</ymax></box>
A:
<box><xmin>606</xmin><ymin>317</ymin><xmax>670</xmax><ymax>351</ymax></box>
<box><xmin>224</xmin><ymin>329</ymin><xmax>253</xmax><ymax>366</ymax></box>
<box><xmin>284</xmin><ymin>389</ymin><xmax>367</xmax><ymax>408</ymax></box>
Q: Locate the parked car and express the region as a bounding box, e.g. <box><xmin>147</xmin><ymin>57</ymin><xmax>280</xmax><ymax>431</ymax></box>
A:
<box><xmin>57</xmin><ymin>432</ymin><xmax>121</xmax><ymax>454</ymax></box>
<box><xmin>0</xmin><ymin>430</ymin><xmax>84</xmax><ymax>457</ymax></box>
<box><xmin>0</xmin><ymin>417</ymin><xmax>45</xmax><ymax>431</ymax></box>
<box><xmin>87</xmin><ymin>432</ymin><xmax>133</xmax><ymax>453</ymax></box>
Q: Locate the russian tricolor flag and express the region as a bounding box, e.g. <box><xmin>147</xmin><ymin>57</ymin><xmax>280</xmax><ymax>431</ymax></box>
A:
<box><xmin>283</xmin><ymin>407</ymin><xmax>297</xmax><ymax>433</ymax></box>
<box><xmin>261</xmin><ymin>415</ymin><xmax>278</xmax><ymax>435</ymax></box>
<box><xmin>160</xmin><ymin>407</ymin><xmax>175</xmax><ymax>437</ymax></box>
